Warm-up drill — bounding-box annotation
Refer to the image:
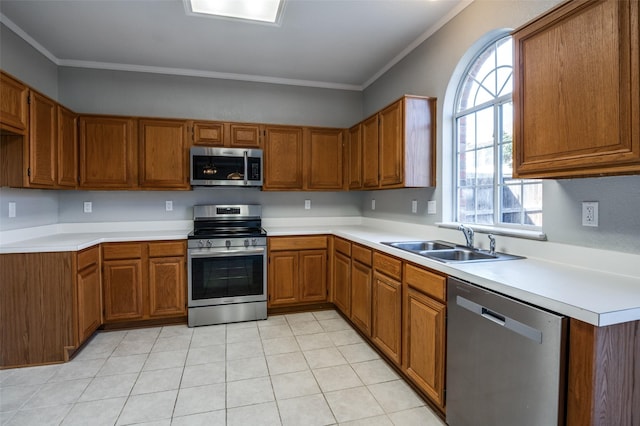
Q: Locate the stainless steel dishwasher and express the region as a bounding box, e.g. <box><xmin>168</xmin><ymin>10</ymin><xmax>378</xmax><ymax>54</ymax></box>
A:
<box><xmin>446</xmin><ymin>277</ymin><xmax>567</xmax><ymax>426</ymax></box>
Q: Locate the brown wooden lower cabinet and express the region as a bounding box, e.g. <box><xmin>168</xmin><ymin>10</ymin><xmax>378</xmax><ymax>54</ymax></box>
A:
<box><xmin>350</xmin><ymin>246</ymin><xmax>373</xmax><ymax>336</ymax></box>
<box><xmin>102</xmin><ymin>241</ymin><xmax>186</xmax><ymax>324</ymax></box>
<box><xmin>0</xmin><ymin>251</ymin><xmax>75</xmax><ymax>367</ymax></box>
<box><xmin>371</xmin><ymin>252</ymin><xmax>403</xmax><ymax>365</ymax></box>
<box><xmin>267</xmin><ymin>236</ymin><xmax>328</xmax><ymax>307</ymax></box>
<box><xmin>76</xmin><ymin>246</ymin><xmax>102</xmax><ymax>344</ymax></box>
<box><xmin>332</xmin><ymin>249</ymin><xmax>351</xmax><ymax>315</ymax></box>
<box><xmin>402</xmin><ymin>263</ymin><xmax>446</xmax><ymax>411</ymax></box>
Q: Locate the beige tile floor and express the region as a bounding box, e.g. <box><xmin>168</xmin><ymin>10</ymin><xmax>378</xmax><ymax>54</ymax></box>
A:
<box><xmin>0</xmin><ymin>310</ymin><xmax>446</xmax><ymax>426</ymax></box>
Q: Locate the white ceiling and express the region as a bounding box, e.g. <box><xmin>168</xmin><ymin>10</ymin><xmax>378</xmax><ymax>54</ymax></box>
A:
<box><xmin>0</xmin><ymin>0</ymin><xmax>470</xmax><ymax>90</ymax></box>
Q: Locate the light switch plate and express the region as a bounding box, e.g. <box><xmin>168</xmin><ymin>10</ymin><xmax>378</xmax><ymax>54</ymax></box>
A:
<box><xmin>427</xmin><ymin>200</ymin><xmax>437</xmax><ymax>215</ymax></box>
<box><xmin>411</xmin><ymin>200</ymin><xmax>418</xmax><ymax>214</ymax></box>
<box><xmin>8</xmin><ymin>202</ymin><xmax>16</xmax><ymax>218</ymax></box>
<box><xmin>371</xmin><ymin>199</ymin><xmax>376</xmax><ymax>210</ymax></box>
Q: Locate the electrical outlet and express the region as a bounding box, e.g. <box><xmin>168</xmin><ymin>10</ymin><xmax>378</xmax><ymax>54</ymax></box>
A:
<box><xmin>8</xmin><ymin>202</ymin><xmax>16</xmax><ymax>218</ymax></box>
<box><xmin>83</xmin><ymin>201</ymin><xmax>92</xmax><ymax>213</ymax></box>
<box><xmin>371</xmin><ymin>199</ymin><xmax>376</xmax><ymax>210</ymax></box>
<box><xmin>427</xmin><ymin>200</ymin><xmax>437</xmax><ymax>215</ymax></box>
<box><xmin>582</xmin><ymin>201</ymin><xmax>598</xmax><ymax>227</ymax></box>
<box><xmin>165</xmin><ymin>200</ymin><xmax>173</xmax><ymax>211</ymax></box>
<box><xmin>304</xmin><ymin>199</ymin><xmax>311</xmax><ymax>210</ymax></box>
<box><xmin>411</xmin><ymin>200</ymin><xmax>418</xmax><ymax>214</ymax></box>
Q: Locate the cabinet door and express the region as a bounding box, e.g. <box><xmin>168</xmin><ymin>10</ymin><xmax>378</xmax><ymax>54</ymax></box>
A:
<box><xmin>350</xmin><ymin>260</ymin><xmax>372</xmax><ymax>336</ymax></box>
<box><xmin>57</xmin><ymin>105</ymin><xmax>78</xmax><ymax>188</ymax></box>
<box><xmin>76</xmin><ymin>247</ymin><xmax>101</xmax><ymax>344</ymax></box>
<box><xmin>348</xmin><ymin>124</ymin><xmax>363</xmax><ymax>189</ymax></box>
<box><xmin>192</xmin><ymin>121</ymin><xmax>225</xmax><ymax>146</ymax></box>
<box><xmin>79</xmin><ymin>116</ymin><xmax>137</xmax><ymax>189</ymax></box>
<box><xmin>513</xmin><ymin>0</ymin><xmax>640</xmax><ymax>177</ymax></box>
<box><xmin>299</xmin><ymin>249</ymin><xmax>327</xmax><ymax>302</ymax></box>
<box><xmin>148</xmin><ymin>256</ymin><xmax>186</xmax><ymax>317</ymax></box>
<box><xmin>403</xmin><ymin>287</ymin><xmax>446</xmax><ymax>409</ymax></box>
<box><xmin>103</xmin><ymin>259</ymin><xmax>144</xmax><ymax>321</ymax></box>
<box><xmin>264</xmin><ymin>126</ymin><xmax>303</xmax><ymax>190</ymax></box>
<box><xmin>268</xmin><ymin>251</ymin><xmax>299</xmax><ymax>306</ymax></box>
<box><xmin>305</xmin><ymin>128</ymin><xmax>344</xmax><ymax>190</ymax></box>
<box><xmin>28</xmin><ymin>91</ymin><xmax>57</xmax><ymax>187</ymax></box>
<box><xmin>362</xmin><ymin>114</ymin><xmax>379</xmax><ymax>188</ymax></box>
<box><xmin>379</xmin><ymin>100</ymin><xmax>403</xmax><ymax>187</ymax></box>
<box><xmin>230</xmin><ymin>124</ymin><xmax>261</xmax><ymax>148</ymax></box>
<box><xmin>0</xmin><ymin>71</ymin><xmax>28</xmax><ymax>134</ymax></box>
<box><xmin>372</xmin><ymin>271</ymin><xmax>402</xmax><ymax>365</ymax></box>
<box><xmin>139</xmin><ymin>119</ymin><xmax>189</xmax><ymax>189</ymax></box>
<box><xmin>333</xmin><ymin>251</ymin><xmax>351</xmax><ymax>316</ymax></box>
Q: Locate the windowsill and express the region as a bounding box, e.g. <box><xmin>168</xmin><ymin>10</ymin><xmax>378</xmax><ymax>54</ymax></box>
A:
<box><xmin>436</xmin><ymin>222</ymin><xmax>547</xmax><ymax>241</ymax></box>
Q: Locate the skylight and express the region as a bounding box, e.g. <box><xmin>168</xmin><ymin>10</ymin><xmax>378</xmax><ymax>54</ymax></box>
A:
<box><xmin>186</xmin><ymin>0</ymin><xmax>283</xmax><ymax>23</ymax></box>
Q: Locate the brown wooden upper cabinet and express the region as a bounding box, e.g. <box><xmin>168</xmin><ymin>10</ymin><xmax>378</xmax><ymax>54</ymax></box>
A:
<box><xmin>139</xmin><ymin>118</ymin><xmax>190</xmax><ymax>189</ymax></box>
<box><xmin>263</xmin><ymin>125</ymin><xmax>304</xmax><ymax>190</ymax></box>
<box><xmin>513</xmin><ymin>0</ymin><xmax>640</xmax><ymax>178</ymax></box>
<box><xmin>79</xmin><ymin>115</ymin><xmax>138</xmax><ymax>189</ymax></box>
<box><xmin>27</xmin><ymin>90</ymin><xmax>57</xmax><ymax>188</ymax></box>
<box><xmin>353</xmin><ymin>95</ymin><xmax>436</xmax><ymax>189</ymax></box>
<box><xmin>192</xmin><ymin>120</ymin><xmax>261</xmax><ymax>148</ymax></box>
<box><xmin>0</xmin><ymin>71</ymin><xmax>28</xmax><ymax>135</ymax></box>
<box><xmin>347</xmin><ymin>124</ymin><xmax>363</xmax><ymax>189</ymax></box>
<box><xmin>57</xmin><ymin>105</ymin><xmax>78</xmax><ymax>188</ymax></box>
<box><xmin>304</xmin><ymin>127</ymin><xmax>344</xmax><ymax>190</ymax></box>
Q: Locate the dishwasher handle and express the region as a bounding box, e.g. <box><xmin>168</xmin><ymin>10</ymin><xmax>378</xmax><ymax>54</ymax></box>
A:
<box><xmin>456</xmin><ymin>295</ymin><xmax>543</xmax><ymax>343</ymax></box>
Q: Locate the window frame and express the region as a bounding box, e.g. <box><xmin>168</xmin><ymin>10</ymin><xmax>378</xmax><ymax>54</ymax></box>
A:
<box><xmin>452</xmin><ymin>34</ymin><xmax>543</xmax><ymax>232</ymax></box>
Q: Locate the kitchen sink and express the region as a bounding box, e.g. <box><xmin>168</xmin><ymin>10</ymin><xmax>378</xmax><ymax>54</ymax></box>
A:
<box><xmin>382</xmin><ymin>240</ymin><xmax>524</xmax><ymax>263</ymax></box>
<box><xmin>385</xmin><ymin>240</ymin><xmax>455</xmax><ymax>252</ymax></box>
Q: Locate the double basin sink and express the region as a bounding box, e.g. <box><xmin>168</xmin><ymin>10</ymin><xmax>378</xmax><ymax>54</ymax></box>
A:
<box><xmin>382</xmin><ymin>240</ymin><xmax>524</xmax><ymax>263</ymax></box>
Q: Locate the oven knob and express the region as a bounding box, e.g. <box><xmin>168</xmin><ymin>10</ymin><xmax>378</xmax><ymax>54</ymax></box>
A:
<box><xmin>198</xmin><ymin>240</ymin><xmax>206</xmax><ymax>248</ymax></box>
<box><xmin>244</xmin><ymin>239</ymin><xmax>249</xmax><ymax>248</ymax></box>
<box><xmin>225</xmin><ymin>240</ymin><xmax>231</xmax><ymax>249</ymax></box>
<box><xmin>251</xmin><ymin>239</ymin><xmax>258</xmax><ymax>246</ymax></box>
<box><xmin>206</xmin><ymin>240</ymin><xmax>213</xmax><ymax>248</ymax></box>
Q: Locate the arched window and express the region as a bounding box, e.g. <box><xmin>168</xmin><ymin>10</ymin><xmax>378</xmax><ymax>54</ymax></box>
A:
<box><xmin>454</xmin><ymin>35</ymin><xmax>542</xmax><ymax>228</ymax></box>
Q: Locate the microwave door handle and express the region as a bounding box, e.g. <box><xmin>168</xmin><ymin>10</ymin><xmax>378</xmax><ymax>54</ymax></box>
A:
<box><xmin>244</xmin><ymin>151</ymin><xmax>248</xmax><ymax>186</ymax></box>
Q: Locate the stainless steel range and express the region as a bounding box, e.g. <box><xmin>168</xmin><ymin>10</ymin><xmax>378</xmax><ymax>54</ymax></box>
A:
<box><xmin>187</xmin><ymin>204</ymin><xmax>267</xmax><ymax>327</ymax></box>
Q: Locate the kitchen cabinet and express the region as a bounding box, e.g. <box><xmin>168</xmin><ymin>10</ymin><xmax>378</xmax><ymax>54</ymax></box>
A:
<box><xmin>513</xmin><ymin>0</ymin><xmax>640</xmax><ymax>178</ymax></box>
<box><xmin>192</xmin><ymin>121</ymin><xmax>261</xmax><ymax>148</ymax></box>
<box><xmin>102</xmin><ymin>243</ymin><xmax>144</xmax><ymax>322</ymax></box>
<box><xmin>0</xmin><ymin>251</ymin><xmax>75</xmax><ymax>367</ymax></box>
<box><xmin>148</xmin><ymin>242</ymin><xmax>187</xmax><ymax>317</ymax></box>
<box><xmin>76</xmin><ymin>245</ymin><xmax>102</xmax><ymax>345</ymax></box>
<box><xmin>371</xmin><ymin>251</ymin><xmax>402</xmax><ymax>364</ymax></box>
<box><xmin>139</xmin><ymin>118</ymin><xmax>190</xmax><ymax>189</ymax></box>
<box><xmin>304</xmin><ymin>127</ymin><xmax>344</xmax><ymax>190</ymax></box>
<box><xmin>263</xmin><ymin>125</ymin><xmax>304</xmax><ymax>190</ymax></box>
<box><xmin>57</xmin><ymin>105</ymin><xmax>78</xmax><ymax>188</ymax></box>
<box><xmin>79</xmin><ymin>115</ymin><xmax>138</xmax><ymax>189</ymax></box>
<box><xmin>359</xmin><ymin>95</ymin><xmax>437</xmax><ymax>189</ymax></box>
<box><xmin>27</xmin><ymin>90</ymin><xmax>57</xmax><ymax>187</ymax></box>
<box><xmin>267</xmin><ymin>236</ymin><xmax>328</xmax><ymax>307</ymax></box>
<box><xmin>102</xmin><ymin>241</ymin><xmax>186</xmax><ymax>323</ymax></box>
<box><xmin>350</xmin><ymin>244</ymin><xmax>373</xmax><ymax>336</ymax></box>
<box><xmin>0</xmin><ymin>71</ymin><xmax>28</xmax><ymax>134</ymax></box>
<box><xmin>402</xmin><ymin>263</ymin><xmax>446</xmax><ymax>411</ymax></box>
<box><xmin>347</xmin><ymin>124</ymin><xmax>363</xmax><ymax>189</ymax></box>
<box><xmin>332</xmin><ymin>237</ymin><xmax>351</xmax><ymax>316</ymax></box>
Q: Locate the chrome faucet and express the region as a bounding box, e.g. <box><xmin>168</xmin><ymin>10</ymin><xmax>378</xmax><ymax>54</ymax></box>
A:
<box><xmin>488</xmin><ymin>234</ymin><xmax>496</xmax><ymax>255</ymax></box>
<box><xmin>458</xmin><ymin>224</ymin><xmax>474</xmax><ymax>249</ymax></box>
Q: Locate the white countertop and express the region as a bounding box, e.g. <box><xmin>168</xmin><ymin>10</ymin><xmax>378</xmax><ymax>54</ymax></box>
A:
<box><xmin>1</xmin><ymin>217</ymin><xmax>639</xmax><ymax>327</ymax></box>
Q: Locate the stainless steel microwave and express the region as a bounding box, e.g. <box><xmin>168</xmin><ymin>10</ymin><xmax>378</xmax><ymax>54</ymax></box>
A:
<box><xmin>190</xmin><ymin>147</ymin><xmax>263</xmax><ymax>187</ymax></box>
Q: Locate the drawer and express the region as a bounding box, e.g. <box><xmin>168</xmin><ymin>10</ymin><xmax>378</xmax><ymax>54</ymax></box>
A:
<box><xmin>404</xmin><ymin>263</ymin><xmax>446</xmax><ymax>302</ymax></box>
<box><xmin>352</xmin><ymin>244</ymin><xmax>372</xmax><ymax>266</ymax></box>
<box><xmin>334</xmin><ymin>237</ymin><xmax>351</xmax><ymax>256</ymax></box>
<box><xmin>373</xmin><ymin>251</ymin><xmax>402</xmax><ymax>280</ymax></box>
<box><xmin>269</xmin><ymin>236</ymin><xmax>328</xmax><ymax>251</ymax></box>
<box><xmin>77</xmin><ymin>245</ymin><xmax>99</xmax><ymax>270</ymax></box>
<box><xmin>102</xmin><ymin>242</ymin><xmax>143</xmax><ymax>260</ymax></box>
<box><xmin>148</xmin><ymin>241</ymin><xmax>186</xmax><ymax>258</ymax></box>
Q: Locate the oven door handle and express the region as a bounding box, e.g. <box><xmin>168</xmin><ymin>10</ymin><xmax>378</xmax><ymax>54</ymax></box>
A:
<box><xmin>189</xmin><ymin>247</ymin><xmax>265</xmax><ymax>257</ymax></box>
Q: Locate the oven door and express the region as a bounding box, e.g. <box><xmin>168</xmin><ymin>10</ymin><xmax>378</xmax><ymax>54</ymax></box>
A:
<box><xmin>188</xmin><ymin>246</ymin><xmax>267</xmax><ymax>307</ymax></box>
